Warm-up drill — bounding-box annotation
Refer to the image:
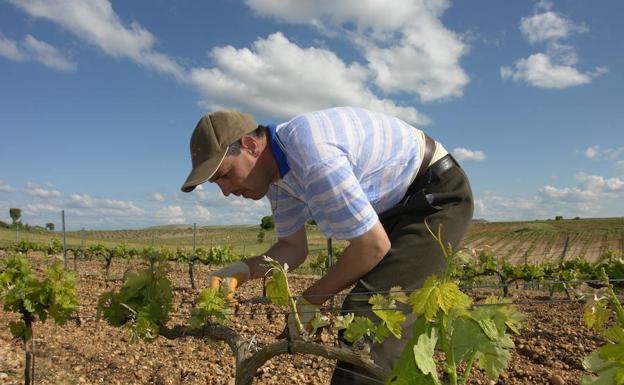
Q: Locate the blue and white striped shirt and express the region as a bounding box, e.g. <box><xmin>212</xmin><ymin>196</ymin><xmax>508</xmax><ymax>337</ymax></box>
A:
<box><xmin>266</xmin><ymin>107</ymin><xmax>424</xmax><ymax>240</ymax></box>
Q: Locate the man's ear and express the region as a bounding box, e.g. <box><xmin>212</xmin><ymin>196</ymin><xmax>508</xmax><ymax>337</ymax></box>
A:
<box><xmin>240</xmin><ymin>135</ymin><xmax>260</xmax><ymax>157</ymax></box>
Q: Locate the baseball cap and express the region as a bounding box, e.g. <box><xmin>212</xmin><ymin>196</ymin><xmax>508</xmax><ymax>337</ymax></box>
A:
<box><xmin>181</xmin><ymin>110</ymin><xmax>257</xmax><ymax>192</ymax></box>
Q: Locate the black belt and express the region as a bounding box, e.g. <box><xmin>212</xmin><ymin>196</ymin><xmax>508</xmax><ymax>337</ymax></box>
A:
<box><xmin>400</xmin><ymin>154</ymin><xmax>460</xmax><ymax>206</ymax></box>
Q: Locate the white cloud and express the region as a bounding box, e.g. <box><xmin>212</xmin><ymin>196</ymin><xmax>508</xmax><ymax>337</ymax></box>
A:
<box><xmin>244</xmin><ymin>0</ymin><xmax>469</xmax><ymax>103</ymax></box>
<box><xmin>23</xmin><ymin>34</ymin><xmax>76</xmax><ymax>71</ymax></box>
<box><xmin>193</xmin><ymin>205</ymin><xmax>210</xmax><ymax>219</ymax></box>
<box><xmin>0</xmin><ymin>181</ymin><xmax>16</xmax><ymax>193</ymax></box>
<box><xmin>155</xmin><ymin>205</ymin><xmax>185</xmax><ymax>224</ymax></box>
<box><xmin>582</xmin><ymin>145</ymin><xmax>624</xmax><ymax>163</ymax></box>
<box><xmin>151</xmin><ymin>192</ymin><xmax>166</xmax><ymax>202</ymax></box>
<box><xmin>11</xmin><ymin>0</ymin><xmax>433</xmax><ymax>124</ymax></box>
<box><xmin>501</xmin><ymin>4</ymin><xmax>606</xmax><ymax>89</ymax></box>
<box><xmin>189</xmin><ymin>32</ymin><xmax>429</xmax><ymax>125</ymax></box>
<box><xmin>585</xmin><ymin>145</ymin><xmax>599</xmax><ymax>159</ymax></box>
<box><xmin>520</xmin><ymin>11</ymin><xmax>587</xmax><ymax>44</ymax></box>
<box><xmin>540</xmin><ymin>173</ymin><xmax>624</xmax><ymax>203</ymax></box>
<box><xmin>67</xmin><ymin>193</ymin><xmax>144</xmax><ymax>216</ymax></box>
<box><xmin>0</xmin><ymin>33</ymin><xmax>75</xmax><ymax>71</ymax></box>
<box><xmin>0</xmin><ymin>33</ymin><xmax>26</xmax><ymax>61</ymax></box>
<box><xmin>26</xmin><ymin>186</ymin><xmax>63</xmax><ymax>198</ymax></box>
<box><xmin>475</xmin><ymin>172</ymin><xmax>624</xmax><ymax>221</ymax></box>
<box><xmin>604</xmin><ymin>146</ymin><xmax>624</xmax><ymax>160</ymax></box>
<box><xmin>23</xmin><ymin>203</ymin><xmax>60</xmax><ymax>215</ymax></box>
<box><xmin>452</xmin><ymin>148</ymin><xmax>486</xmax><ymax>162</ymax></box>
<box><xmin>500</xmin><ymin>53</ymin><xmax>598</xmax><ymax>89</ymax></box>
<box><xmin>8</xmin><ymin>0</ymin><xmax>184</xmax><ymax>79</ymax></box>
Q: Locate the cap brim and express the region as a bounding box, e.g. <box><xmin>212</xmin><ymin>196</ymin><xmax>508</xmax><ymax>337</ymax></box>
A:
<box><xmin>180</xmin><ymin>149</ymin><xmax>228</xmax><ymax>192</ymax></box>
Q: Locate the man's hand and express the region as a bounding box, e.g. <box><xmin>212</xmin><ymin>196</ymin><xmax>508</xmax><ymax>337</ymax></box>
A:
<box><xmin>208</xmin><ymin>261</ymin><xmax>250</xmax><ymax>299</ymax></box>
<box><xmin>287</xmin><ymin>297</ymin><xmax>320</xmax><ymax>338</ymax></box>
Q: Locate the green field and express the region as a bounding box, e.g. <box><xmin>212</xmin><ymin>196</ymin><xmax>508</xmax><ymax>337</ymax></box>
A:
<box><xmin>2</xmin><ymin>216</ymin><xmax>622</xmax><ymax>263</ymax></box>
<box><xmin>0</xmin><ymin>223</ymin><xmax>342</xmax><ymax>258</ymax></box>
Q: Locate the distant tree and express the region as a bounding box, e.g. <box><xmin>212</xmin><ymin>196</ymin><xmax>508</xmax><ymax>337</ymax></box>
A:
<box><xmin>0</xmin><ymin>220</ymin><xmax>9</xmax><ymax>228</ymax></box>
<box><xmin>555</xmin><ymin>215</ymin><xmax>563</xmax><ymax>221</ymax></box>
<box><xmin>307</xmin><ymin>219</ymin><xmax>317</xmax><ymax>226</ymax></box>
<box><xmin>260</xmin><ymin>215</ymin><xmax>274</xmax><ymax>230</ymax></box>
<box><xmin>9</xmin><ymin>208</ymin><xmax>21</xmax><ymax>226</ymax></box>
<box><xmin>45</xmin><ymin>222</ymin><xmax>55</xmax><ymax>231</ymax></box>
<box><xmin>573</xmin><ymin>216</ymin><xmax>581</xmax><ymax>220</ymax></box>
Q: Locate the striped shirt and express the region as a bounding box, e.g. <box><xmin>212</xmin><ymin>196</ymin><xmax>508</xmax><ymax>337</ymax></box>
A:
<box><xmin>266</xmin><ymin>107</ymin><xmax>424</xmax><ymax>240</ymax></box>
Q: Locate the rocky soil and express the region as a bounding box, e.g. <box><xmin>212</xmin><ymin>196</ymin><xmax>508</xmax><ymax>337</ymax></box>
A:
<box><xmin>0</xmin><ymin>253</ymin><xmax>606</xmax><ymax>385</ymax></box>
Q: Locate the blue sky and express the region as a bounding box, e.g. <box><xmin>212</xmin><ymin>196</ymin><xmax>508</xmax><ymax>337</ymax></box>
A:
<box><xmin>0</xmin><ymin>0</ymin><xmax>622</xmax><ymax>230</ymax></box>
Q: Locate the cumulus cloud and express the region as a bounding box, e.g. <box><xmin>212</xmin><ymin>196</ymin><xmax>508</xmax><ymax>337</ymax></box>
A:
<box><xmin>582</xmin><ymin>145</ymin><xmax>624</xmax><ymax>166</ymax></box>
<box><xmin>10</xmin><ymin>0</ymin><xmax>436</xmax><ymax>125</ymax></box>
<box><xmin>452</xmin><ymin>148</ymin><xmax>486</xmax><ymax>162</ymax></box>
<box><xmin>189</xmin><ymin>32</ymin><xmax>429</xmax><ymax>125</ymax></box>
<box><xmin>520</xmin><ymin>11</ymin><xmax>587</xmax><ymax>44</ymax></box>
<box><xmin>585</xmin><ymin>145</ymin><xmax>599</xmax><ymax>159</ymax></box>
<box><xmin>501</xmin><ymin>3</ymin><xmax>607</xmax><ymax>89</ymax></box>
<box><xmin>193</xmin><ymin>205</ymin><xmax>211</xmax><ymax>219</ymax></box>
<box><xmin>66</xmin><ymin>193</ymin><xmax>144</xmax><ymax>216</ymax></box>
<box><xmin>245</xmin><ymin>0</ymin><xmax>469</xmax><ymax>103</ymax></box>
<box><xmin>0</xmin><ymin>33</ymin><xmax>75</xmax><ymax>71</ymax></box>
<box><xmin>155</xmin><ymin>205</ymin><xmax>185</xmax><ymax>224</ymax></box>
<box><xmin>500</xmin><ymin>53</ymin><xmax>599</xmax><ymax>89</ymax></box>
<box><xmin>24</xmin><ymin>182</ymin><xmax>63</xmax><ymax>198</ymax></box>
<box><xmin>151</xmin><ymin>192</ymin><xmax>166</xmax><ymax>202</ymax></box>
<box><xmin>0</xmin><ymin>180</ymin><xmax>16</xmax><ymax>193</ymax></box>
<box><xmin>179</xmin><ymin>187</ymin><xmax>271</xmax><ymax>225</ymax></box>
<box><xmin>8</xmin><ymin>0</ymin><xmax>184</xmax><ymax>79</ymax></box>
<box><xmin>540</xmin><ymin>173</ymin><xmax>624</xmax><ymax>203</ymax></box>
<box><xmin>474</xmin><ymin>171</ymin><xmax>624</xmax><ymax>221</ymax></box>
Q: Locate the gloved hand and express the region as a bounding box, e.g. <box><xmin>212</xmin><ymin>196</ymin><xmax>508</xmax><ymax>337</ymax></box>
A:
<box><xmin>208</xmin><ymin>261</ymin><xmax>250</xmax><ymax>299</ymax></box>
<box><xmin>287</xmin><ymin>297</ymin><xmax>320</xmax><ymax>339</ymax></box>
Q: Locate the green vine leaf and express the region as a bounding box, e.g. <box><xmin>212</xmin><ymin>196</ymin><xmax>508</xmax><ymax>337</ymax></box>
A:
<box><xmin>344</xmin><ymin>316</ymin><xmax>375</xmax><ymax>344</ymax></box>
<box><xmin>409</xmin><ymin>276</ymin><xmax>471</xmax><ymax>322</ymax></box>
<box><xmin>263</xmin><ymin>258</ymin><xmax>291</xmax><ymax>307</ymax></box>
<box><xmin>189</xmin><ymin>287</ymin><xmax>231</xmax><ymax>328</ymax></box>
<box><xmin>413</xmin><ymin>329</ymin><xmax>440</xmax><ymax>383</ymax></box>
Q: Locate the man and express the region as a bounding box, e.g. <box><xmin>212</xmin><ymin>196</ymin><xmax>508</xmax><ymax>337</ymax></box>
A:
<box><xmin>181</xmin><ymin>107</ymin><xmax>473</xmax><ymax>384</ymax></box>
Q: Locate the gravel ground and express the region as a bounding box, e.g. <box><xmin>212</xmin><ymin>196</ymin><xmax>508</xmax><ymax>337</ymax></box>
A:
<box><xmin>0</xmin><ymin>253</ymin><xmax>605</xmax><ymax>385</ymax></box>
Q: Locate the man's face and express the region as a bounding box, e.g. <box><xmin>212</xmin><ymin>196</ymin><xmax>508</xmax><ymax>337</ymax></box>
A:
<box><xmin>210</xmin><ymin>150</ymin><xmax>270</xmax><ymax>200</ymax></box>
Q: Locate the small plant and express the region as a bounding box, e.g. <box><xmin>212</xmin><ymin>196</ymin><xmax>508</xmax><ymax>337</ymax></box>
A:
<box><xmin>46</xmin><ymin>238</ymin><xmax>63</xmax><ymax>256</ymax></box>
<box><xmin>97</xmin><ymin>253</ymin><xmax>172</xmax><ymax>342</ymax></box>
<box><xmin>0</xmin><ymin>254</ymin><xmax>78</xmax><ymax>385</ymax></box>
<box><xmin>581</xmin><ymin>268</ymin><xmax>624</xmax><ymax>384</ymax></box>
<box><xmin>386</xmin><ymin>222</ymin><xmax>524</xmax><ymax>385</ymax></box>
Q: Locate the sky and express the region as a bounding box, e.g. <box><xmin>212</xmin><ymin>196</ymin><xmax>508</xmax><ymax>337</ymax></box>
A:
<box><xmin>0</xmin><ymin>0</ymin><xmax>623</xmax><ymax>231</ymax></box>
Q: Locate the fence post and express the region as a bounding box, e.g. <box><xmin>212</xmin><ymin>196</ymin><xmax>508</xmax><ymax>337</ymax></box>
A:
<box><xmin>189</xmin><ymin>223</ymin><xmax>196</xmax><ymax>289</ymax></box>
<box><xmin>327</xmin><ymin>238</ymin><xmax>334</xmax><ymax>308</ymax></box>
<box><xmin>62</xmin><ymin>210</ymin><xmax>67</xmax><ymax>269</ymax></box>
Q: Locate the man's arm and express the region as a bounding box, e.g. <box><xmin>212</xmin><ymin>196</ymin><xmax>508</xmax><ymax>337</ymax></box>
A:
<box><xmin>244</xmin><ymin>225</ymin><xmax>309</xmax><ymax>279</ymax></box>
<box><xmin>302</xmin><ymin>221</ymin><xmax>390</xmax><ymax>305</ymax></box>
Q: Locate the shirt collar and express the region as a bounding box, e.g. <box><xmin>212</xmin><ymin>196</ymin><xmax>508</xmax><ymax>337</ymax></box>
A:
<box><xmin>267</xmin><ymin>124</ymin><xmax>290</xmax><ymax>178</ymax></box>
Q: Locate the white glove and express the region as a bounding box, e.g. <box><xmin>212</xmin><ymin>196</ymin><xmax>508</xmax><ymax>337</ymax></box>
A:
<box><xmin>287</xmin><ymin>297</ymin><xmax>320</xmax><ymax>339</ymax></box>
<box><xmin>208</xmin><ymin>261</ymin><xmax>250</xmax><ymax>299</ymax></box>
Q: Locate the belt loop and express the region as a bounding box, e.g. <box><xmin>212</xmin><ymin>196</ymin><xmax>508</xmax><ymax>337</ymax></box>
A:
<box><xmin>413</xmin><ymin>134</ymin><xmax>435</xmax><ymax>186</ymax></box>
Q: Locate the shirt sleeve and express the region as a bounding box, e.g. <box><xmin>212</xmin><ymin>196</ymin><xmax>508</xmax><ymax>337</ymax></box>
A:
<box><xmin>303</xmin><ymin>155</ymin><xmax>379</xmax><ymax>240</ymax></box>
<box><xmin>267</xmin><ymin>183</ymin><xmax>310</xmax><ymax>238</ymax></box>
